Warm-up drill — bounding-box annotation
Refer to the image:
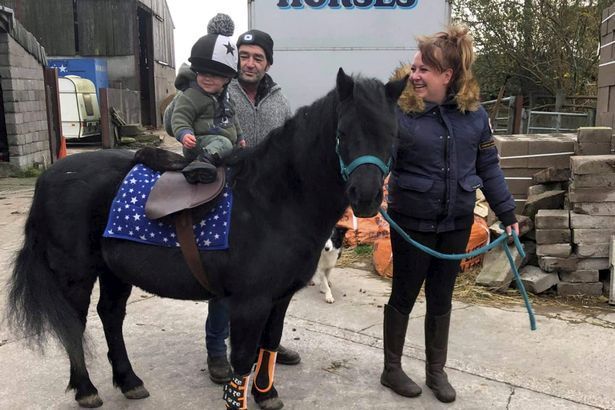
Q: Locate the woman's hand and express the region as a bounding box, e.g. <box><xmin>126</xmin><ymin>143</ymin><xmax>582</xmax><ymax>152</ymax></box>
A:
<box><xmin>505</xmin><ymin>222</ymin><xmax>519</xmax><ymax>237</ymax></box>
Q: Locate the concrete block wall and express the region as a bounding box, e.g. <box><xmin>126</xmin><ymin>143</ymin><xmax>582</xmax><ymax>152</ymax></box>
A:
<box><xmin>0</xmin><ymin>32</ymin><xmax>50</xmax><ymax>169</ymax></box>
<box><xmin>597</xmin><ymin>3</ymin><xmax>615</xmax><ymax>129</ymax></box>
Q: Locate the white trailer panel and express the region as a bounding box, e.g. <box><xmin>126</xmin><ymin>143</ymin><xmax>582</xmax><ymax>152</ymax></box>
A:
<box><xmin>248</xmin><ymin>0</ymin><xmax>450</xmax><ymax>110</ymax></box>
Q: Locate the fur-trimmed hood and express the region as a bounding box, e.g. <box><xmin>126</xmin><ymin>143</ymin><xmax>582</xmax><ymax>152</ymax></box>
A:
<box><xmin>390</xmin><ymin>63</ymin><xmax>481</xmax><ymax>114</ymax></box>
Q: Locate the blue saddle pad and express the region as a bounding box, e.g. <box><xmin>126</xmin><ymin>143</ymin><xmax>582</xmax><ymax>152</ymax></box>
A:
<box><xmin>103</xmin><ymin>164</ymin><xmax>232</xmax><ymax>250</ymax></box>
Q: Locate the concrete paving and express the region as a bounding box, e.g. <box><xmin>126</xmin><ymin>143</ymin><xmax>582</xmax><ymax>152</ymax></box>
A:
<box><xmin>1</xmin><ymin>159</ymin><xmax>615</xmax><ymax>409</ymax></box>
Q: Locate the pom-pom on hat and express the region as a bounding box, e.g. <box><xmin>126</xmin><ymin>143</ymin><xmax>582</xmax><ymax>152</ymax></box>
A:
<box><xmin>237</xmin><ymin>29</ymin><xmax>274</xmax><ymax>65</ymax></box>
<box><xmin>189</xmin><ymin>13</ymin><xmax>237</xmax><ymax>78</ymax></box>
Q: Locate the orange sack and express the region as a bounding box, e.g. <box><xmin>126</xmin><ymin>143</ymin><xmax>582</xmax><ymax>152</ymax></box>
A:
<box><xmin>371</xmin><ymin>215</ymin><xmax>489</xmax><ymax>278</ymax></box>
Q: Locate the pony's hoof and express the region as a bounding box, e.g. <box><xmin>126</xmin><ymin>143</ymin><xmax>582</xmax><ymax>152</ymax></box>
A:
<box><xmin>123</xmin><ymin>385</ymin><xmax>150</xmax><ymax>400</ymax></box>
<box><xmin>77</xmin><ymin>394</ymin><xmax>103</xmax><ymax>408</ymax></box>
<box><xmin>257</xmin><ymin>397</ymin><xmax>284</xmax><ymax>410</ymax></box>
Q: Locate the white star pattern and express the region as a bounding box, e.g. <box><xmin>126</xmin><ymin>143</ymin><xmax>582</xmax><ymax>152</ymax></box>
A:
<box><xmin>103</xmin><ymin>164</ymin><xmax>232</xmax><ymax>250</ymax></box>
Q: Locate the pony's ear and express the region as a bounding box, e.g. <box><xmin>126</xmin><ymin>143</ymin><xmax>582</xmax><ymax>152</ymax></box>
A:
<box><xmin>385</xmin><ymin>75</ymin><xmax>409</xmax><ymax>102</ymax></box>
<box><xmin>336</xmin><ymin>67</ymin><xmax>354</xmax><ymax>101</ymax></box>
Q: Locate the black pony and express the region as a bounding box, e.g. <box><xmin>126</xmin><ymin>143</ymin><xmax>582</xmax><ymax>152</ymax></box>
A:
<box><xmin>7</xmin><ymin>69</ymin><xmax>406</xmax><ymax>409</ymax></box>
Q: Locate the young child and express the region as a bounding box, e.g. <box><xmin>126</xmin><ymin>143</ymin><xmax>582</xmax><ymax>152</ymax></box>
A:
<box><xmin>172</xmin><ymin>14</ymin><xmax>244</xmax><ymax>184</ymax></box>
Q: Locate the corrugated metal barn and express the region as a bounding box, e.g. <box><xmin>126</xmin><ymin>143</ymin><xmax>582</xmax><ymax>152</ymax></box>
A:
<box><xmin>0</xmin><ymin>0</ymin><xmax>176</xmax><ymax>127</ymax></box>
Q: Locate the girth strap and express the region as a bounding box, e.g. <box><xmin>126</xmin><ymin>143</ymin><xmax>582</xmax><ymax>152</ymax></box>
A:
<box><xmin>175</xmin><ymin>210</ymin><xmax>220</xmax><ymax>296</ymax></box>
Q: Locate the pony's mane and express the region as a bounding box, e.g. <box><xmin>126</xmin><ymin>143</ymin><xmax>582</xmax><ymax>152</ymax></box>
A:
<box><xmin>226</xmin><ymin>76</ymin><xmax>389</xmax><ymax>203</ymax></box>
<box><xmin>227</xmin><ymin>87</ymin><xmax>339</xmax><ymax>189</ymax></box>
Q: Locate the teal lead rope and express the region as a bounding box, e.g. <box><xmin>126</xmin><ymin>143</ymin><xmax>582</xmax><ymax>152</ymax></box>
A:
<box><xmin>379</xmin><ymin>208</ymin><xmax>537</xmax><ymax>331</ymax></box>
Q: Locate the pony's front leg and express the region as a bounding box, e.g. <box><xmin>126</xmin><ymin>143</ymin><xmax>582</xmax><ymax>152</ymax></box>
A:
<box><xmin>223</xmin><ymin>297</ymin><xmax>271</xmax><ymax>410</ymax></box>
<box><xmin>251</xmin><ymin>295</ymin><xmax>292</xmax><ymax>410</ymax></box>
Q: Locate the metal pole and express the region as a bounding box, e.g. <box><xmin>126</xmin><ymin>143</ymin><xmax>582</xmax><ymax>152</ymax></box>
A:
<box><xmin>513</xmin><ymin>95</ymin><xmax>524</xmax><ymax>134</ymax></box>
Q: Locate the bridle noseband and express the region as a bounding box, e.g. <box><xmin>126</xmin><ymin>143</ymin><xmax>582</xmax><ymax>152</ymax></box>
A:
<box><xmin>335</xmin><ymin>133</ymin><xmax>393</xmax><ymax>182</ymax></box>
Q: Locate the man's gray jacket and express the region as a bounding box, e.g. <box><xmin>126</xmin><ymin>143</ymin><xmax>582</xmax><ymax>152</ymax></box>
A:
<box><xmin>228</xmin><ymin>75</ymin><xmax>292</xmax><ymax>147</ymax></box>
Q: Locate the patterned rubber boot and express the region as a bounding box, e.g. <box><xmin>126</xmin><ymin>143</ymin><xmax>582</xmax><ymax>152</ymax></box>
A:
<box><xmin>251</xmin><ymin>348</ymin><xmax>284</xmax><ymax>410</ymax></box>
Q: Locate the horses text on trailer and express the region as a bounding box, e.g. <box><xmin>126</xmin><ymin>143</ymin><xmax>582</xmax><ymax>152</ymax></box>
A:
<box><xmin>248</xmin><ymin>0</ymin><xmax>451</xmax><ymax>110</ymax></box>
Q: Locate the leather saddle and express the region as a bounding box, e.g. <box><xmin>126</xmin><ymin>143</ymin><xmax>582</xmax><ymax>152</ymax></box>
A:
<box><xmin>145</xmin><ymin>167</ymin><xmax>225</xmax><ymax>220</ymax></box>
<box><xmin>135</xmin><ymin>147</ymin><xmax>225</xmax><ymax>296</ymax></box>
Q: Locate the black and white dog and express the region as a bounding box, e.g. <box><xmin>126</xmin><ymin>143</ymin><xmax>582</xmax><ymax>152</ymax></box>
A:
<box><xmin>313</xmin><ymin>226</ymin><xmax>348</xmax><ymax>303</ymax></box>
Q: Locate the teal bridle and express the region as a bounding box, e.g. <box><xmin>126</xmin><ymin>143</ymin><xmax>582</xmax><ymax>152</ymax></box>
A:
<box><xmin>335</xmin><ymin>134</ymin><xmax>393</xmax><ymax>182</ymax></box>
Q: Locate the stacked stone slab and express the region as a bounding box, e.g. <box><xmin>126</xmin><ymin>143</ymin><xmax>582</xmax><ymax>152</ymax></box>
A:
<box><xmin>533</xmin><ymin>210</ymin><xmax>569</xmax><ymax>292</ymax></box>
<box><xmin>574</xmin><ymin>127</ymin><xmax>614</xmax><ymax>155</ymax></box>
<box><xmin>495</xmin><ymin>134</ymin><xmax>576</xmax><ymax>213</ymax></box>
<box><xmin>566</xmin><ymin>134</ymin><xmax>615</xmax><ymax>296</ymax></box>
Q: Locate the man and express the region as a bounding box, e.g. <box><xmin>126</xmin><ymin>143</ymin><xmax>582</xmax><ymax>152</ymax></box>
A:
<box><xmin>229</xmin><ymin>29</ymin><xmax>292</xmax><ymax>146</ymax></box>
<box><xmin>206</xmin><ymin>29</ymin><xmax>300</xmax><ymax>385</ymax></box>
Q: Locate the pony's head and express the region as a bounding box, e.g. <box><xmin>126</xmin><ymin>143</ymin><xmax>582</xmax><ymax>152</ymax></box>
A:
<box><xmin>335</xmin><ymin>68</ymin><xmax>407</xmax><ymax>217</ymax></box>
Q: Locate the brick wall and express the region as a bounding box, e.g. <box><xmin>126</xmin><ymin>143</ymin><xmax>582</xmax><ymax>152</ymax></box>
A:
<box><xmin>597</xmin><ymin>3</ymin><xmax>615</xmax><ymax>129</ymax></box>
<box><xmin>0</xmin><ymin>32</ymin><xmax>50</xmax><ymax>169</ymax></box>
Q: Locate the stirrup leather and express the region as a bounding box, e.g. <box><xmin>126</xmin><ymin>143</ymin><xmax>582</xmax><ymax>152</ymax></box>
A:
<box><xmin>224</xmin><ymin>374</ymin><xmax>250</xmax><ymax>409</ymax></box>
<box><xmin>253</xmin><ymin>348</ymin><xmax>277</xmax><ymax>393</ymax></box>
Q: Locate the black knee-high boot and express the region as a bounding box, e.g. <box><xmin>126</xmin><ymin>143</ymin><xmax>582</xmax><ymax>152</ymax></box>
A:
<box><xmin>425</xmin><ymin>310</ymin><xmax>455</xmax><ymax>403</ymax></box>
<box><xmin>380</xmin><ymin>304</ymin><xmax>422</xmax><ymax>397</ymax></box>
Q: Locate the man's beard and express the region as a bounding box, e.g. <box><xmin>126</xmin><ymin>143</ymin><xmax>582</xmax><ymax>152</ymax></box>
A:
<box><xmin>239</xmin><ymin>71</ymin><xmax>263</xmax><ymax>84</ymax></box>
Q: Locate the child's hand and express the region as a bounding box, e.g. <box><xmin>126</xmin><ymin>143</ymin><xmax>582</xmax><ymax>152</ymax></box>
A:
<box><xmin>182</xmin><ymin>134</ymin><xmax>196</xmax><ymax>149</ymax></box>
<box><xmin>238</xmin><ymin>140</ymin><xmax>246</xmax><ymax>148</ymax></box>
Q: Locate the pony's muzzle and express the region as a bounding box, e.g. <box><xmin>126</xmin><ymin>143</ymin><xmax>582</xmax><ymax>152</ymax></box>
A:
<box><xmin>346</xmin><ymin>174</ymin><xmax>384</xmax><ymax>218</ymax></box>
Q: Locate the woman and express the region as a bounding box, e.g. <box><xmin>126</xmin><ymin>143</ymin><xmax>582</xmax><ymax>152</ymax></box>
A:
<box><xmin>381</xmin><ymin>25</ymin><xmax>519</xmax><ymax>403</ymax></box>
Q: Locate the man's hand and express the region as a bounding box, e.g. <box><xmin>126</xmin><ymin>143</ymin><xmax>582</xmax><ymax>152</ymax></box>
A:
<box><xmin>182</xmin><ymin>134</ymin><xmax>196</xmax><ymax>149</ymax></box>
<box><xmin>238</xmin><ymin>140</ymin><xmax>246</xmax><ymax>148</ymax></box>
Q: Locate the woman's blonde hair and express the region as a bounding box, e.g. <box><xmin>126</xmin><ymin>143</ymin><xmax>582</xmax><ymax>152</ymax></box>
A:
<box><xmin>400</xmin><ymin>24</ymin><xmax>481</xmax><ymax>113</ymax></box>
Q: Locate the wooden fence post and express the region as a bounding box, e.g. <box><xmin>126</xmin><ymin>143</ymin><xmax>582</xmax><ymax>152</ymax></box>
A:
<box><xmin>100</xmin><ymin>88</ymin><xmax>114</xmax><ymax>149</ymax></box>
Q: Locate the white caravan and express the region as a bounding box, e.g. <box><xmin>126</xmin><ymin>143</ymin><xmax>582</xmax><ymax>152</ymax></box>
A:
<box><xmin>58</xmin><ymin>75</ymin><xmax>101</xmax><ymax>140</ymax></box>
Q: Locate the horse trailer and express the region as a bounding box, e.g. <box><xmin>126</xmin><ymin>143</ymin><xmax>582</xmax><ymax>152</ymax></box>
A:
<box><xmin>248</xmin><ymin>0</ymin><xmax>451</xmax><ymax>110</ymax></box>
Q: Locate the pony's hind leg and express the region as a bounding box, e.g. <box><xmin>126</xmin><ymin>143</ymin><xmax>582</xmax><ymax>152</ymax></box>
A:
<box><xmin>251</xmin><ymin>296</ymin><xmax>293</xmax><ymax>410</ymax></box>
<box><xmin>96</xmin><ymin>271</ymin><xmax>150</xmax><ymax>400</ymax></box>
<box><xmin>61</xmin><ymin>275</ymin><xmax>103</xmax><ymax>408</ymax></box>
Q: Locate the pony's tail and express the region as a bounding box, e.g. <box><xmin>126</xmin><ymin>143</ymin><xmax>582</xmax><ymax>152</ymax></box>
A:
<box><xmin>6</xmin><ymin>187</ymin><xmax>84</xmax><ymax>355</ymax></box>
